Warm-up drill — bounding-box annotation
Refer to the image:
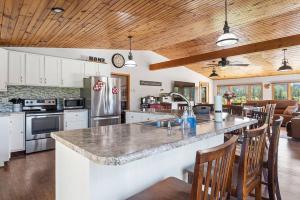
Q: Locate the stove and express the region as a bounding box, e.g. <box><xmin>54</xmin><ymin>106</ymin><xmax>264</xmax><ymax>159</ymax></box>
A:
<box><xmin>23</xmin><ymin>99</ymin><xmax>63</xmax><ymax>153</ymax></box>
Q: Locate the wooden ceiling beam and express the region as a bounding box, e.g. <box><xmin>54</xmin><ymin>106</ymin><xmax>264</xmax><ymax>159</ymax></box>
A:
<box><xmin>149</xmin><ymin>34</ymin><xmax>300</xmax><ymax>70</ymax></box>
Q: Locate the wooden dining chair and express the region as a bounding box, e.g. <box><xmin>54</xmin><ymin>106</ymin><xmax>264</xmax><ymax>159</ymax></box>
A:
<box><xmin>232</xmin><ymin>124</ymin><xmax>268</xmax><ymax>200</ymax></box>
<box><xmin>229</xmin><ymin>105</ymin><xmax>244</xmax><ymax>116</ymax></box>
<box><xmin>127</xmin><ymin>136</ymin><xmax>238</xmax><ymax>200</ymax></box>
<box><xmin>262</xmin><ymin>116</ymin><xmax>283</xmax><ymax>200</ymax></box>
<box><xmin>250</xmin><ymin>111</ymin><xmax>268</xmax><ymax>129</ymax></box>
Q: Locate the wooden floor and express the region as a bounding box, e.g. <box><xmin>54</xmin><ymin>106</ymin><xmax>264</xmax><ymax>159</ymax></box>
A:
<box><xmin>0</xmin><ymin>134</ymin><xmax>299</xmax><ymax>200</ymax></box>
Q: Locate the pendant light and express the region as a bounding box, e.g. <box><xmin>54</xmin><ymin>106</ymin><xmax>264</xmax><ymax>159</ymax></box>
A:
<box><xmin>209</xmin><ymin>67</ymin><xmax>219</xmax><ymax>78</ymax></box>
<box><xmin>216</xmin><ymin>0</ymin><xmax>239</xmax><ymax>47</ymax></box>
<box><xmin>278</xmin><ymin>49</ymin><xmax>293</xmax><ymax>71</ymax></box>
<box><xmin>124</xmin><ymin>36</ymin><xmax>137</xmax><ymax>68</ymax></box>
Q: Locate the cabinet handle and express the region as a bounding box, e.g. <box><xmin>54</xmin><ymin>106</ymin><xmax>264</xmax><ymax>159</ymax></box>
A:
<box><xmin>65</xmin><ymin>122</ymin><xmax>68</xmax><ymax>127</ymax></box>
<box><xmin>40</xmin><ymin>77</ymin><xmax>43</xmax><ymax>83</ymax></box>
<box><xmin>20</xmin><ymin>76</ymin><xmax>23</xmax><ymax>83</ymax></box>
<box><xmin>44</xmin><ymin>78</ymin><xmax>47</xmax><ymax>84</ymax></box>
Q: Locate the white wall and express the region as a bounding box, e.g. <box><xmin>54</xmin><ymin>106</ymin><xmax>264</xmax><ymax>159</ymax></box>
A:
<box><xmin>213</xmin><ymin>74</ymin><xmax>300</xmax><ymax>100</ymax></box>
<box><xmin>5</xmin><ymin>47</ymin><xmax>213</xmax><ymax>110</ymax></box>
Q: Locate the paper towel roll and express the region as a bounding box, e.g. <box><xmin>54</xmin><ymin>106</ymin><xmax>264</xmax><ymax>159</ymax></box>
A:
<box><xmin>214</xmin><ymin>95</ymin><xmax>223</xmax><ymax>112</ymax></box>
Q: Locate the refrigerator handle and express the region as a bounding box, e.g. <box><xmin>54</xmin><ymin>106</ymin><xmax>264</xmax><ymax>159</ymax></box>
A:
<box><xmin>93</xmin><ymin>116</ymin><xmax>120</xmax><ymax>120</ymax></box>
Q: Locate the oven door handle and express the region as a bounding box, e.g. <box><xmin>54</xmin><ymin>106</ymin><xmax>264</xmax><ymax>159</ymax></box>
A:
<box><xmin>93</xmin><ymin>116</ymin><xmax>120</xmax><ymax>120</ymax></box>
<box><xmin>26</xmin><ymin>113</ymin><xmax>63</xmax><ymax>117</ymax></box>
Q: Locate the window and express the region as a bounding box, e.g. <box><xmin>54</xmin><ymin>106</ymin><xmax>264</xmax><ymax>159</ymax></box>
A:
<box><xmin>217</xmin><ymin>84</ymin><xmax>262</xmax><ymax>104</ymax></box>
<box><xmin>272</xmin><ymin>82</ymin><xmax>300</xmax><ymax>103</ymax></box>
<box><xmin>273</xmin><ymin>83</ymin><xmax>288</xmax><ymax>100</ymax></box>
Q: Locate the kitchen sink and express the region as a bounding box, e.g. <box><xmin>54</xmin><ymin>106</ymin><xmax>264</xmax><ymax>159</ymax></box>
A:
<box><xmin>140</xmin><ymin>119</ymin><xmax>182</xmax><ymax>128</ymax></box>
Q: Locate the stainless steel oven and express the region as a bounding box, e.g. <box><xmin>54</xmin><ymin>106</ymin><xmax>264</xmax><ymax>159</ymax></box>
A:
<box><xmin>25</xmin><ymin>112</ymin><xmax>63</xmax><ymax>153</ymax></box>
<box><xmin>63</xmin><ymin>98</ymin><xmax>85</xmax><ymax>110</ymax></box>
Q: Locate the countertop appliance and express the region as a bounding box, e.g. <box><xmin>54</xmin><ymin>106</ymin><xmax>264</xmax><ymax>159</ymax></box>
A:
<box><xmin>140</xmin><ymin>96</ymin><xmax>160</xmax><ymax>109</ymax></box>
<box><xmin>23</xmin><ymin>99</ymin><xmax>63</xmax><ymax>153</ymax></box>
<box><xmin>62</xmin><ymin>98</ymin><xmax>85</xmax><ymax>110</ymax></box>
<box><xmin>81</xmin><ymin>76</ymin><xmax>121</xmax><ymax>127</ymax></box>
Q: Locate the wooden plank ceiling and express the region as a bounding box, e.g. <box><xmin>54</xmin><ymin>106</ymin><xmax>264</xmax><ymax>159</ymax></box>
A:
<box><xmin>1</xmin><ymin>0</ymin><xmax>300</xmax><ymax>79</ymax></box>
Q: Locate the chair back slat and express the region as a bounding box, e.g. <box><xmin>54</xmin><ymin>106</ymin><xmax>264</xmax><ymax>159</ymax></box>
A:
<box><xmin>250</xmin><ymin>111</ymin><xmax>268</xmax><ymax>128</ymax></box>
<box><xmin>227</xmin><ymin>105</ymin><xmax>244</xmax><ymax>116</ymax></box>
<box><xmin>191</xmin><ymin>136</ymin><xmax>238</xmax><ymax>200</ymax></box>
<box><xmin>237</xmin><ymin>124</ymin><xmax>267</xmax><ymax>198</ymax></box>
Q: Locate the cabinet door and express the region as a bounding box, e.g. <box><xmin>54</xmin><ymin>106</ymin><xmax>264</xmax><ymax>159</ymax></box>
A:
<box><xmin>26</xmin><ymin>53</ymin><xmax>45</xmax><ymax>86</ymax></box>
<box><xmin>44</xmin><ymin>56</ymin><xmax>61</xmax><ymax>87</ymax></box>
<box><xmin>64</xmin><ymin>110</ymin><xmax>88</xmax><ymax>130</ymax></box>
<box><xmin>61</xmin><ymin>59</ymin><xmax>84</xmax><ymax>88</ymax></box>
<box><xmin>0</xmin><ymin>48</ymin><xmax>8</xmax><ymax>91</ymax></box>
<box><xmin>9</xmin><ymin>113</ymin><xmax>25</xmax><ymax>152</ymax></box>
<box><xmin>84</xmin><ymin>62</ymin><xmax>99</xmax><ymax>77</ymax></box>
<box><xmin>8</xmin><ymin>51</ymin><xmax>26</xmax><ymax>85</ymax></box>
<box><xmin>98</xmin><ymin>64</ymin><xmax>111</xmax><ymax>77</ymax></box>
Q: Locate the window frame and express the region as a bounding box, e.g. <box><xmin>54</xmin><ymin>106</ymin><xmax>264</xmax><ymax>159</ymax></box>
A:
<box><xmin>272</xmin><ymin>82</ymin><xmax>300</xmax><ymax>102</ymax></box>
<box><xmin>217</xmin><ymin>83</ymin><xmax>263</xmax><ymax>103</ymax></box>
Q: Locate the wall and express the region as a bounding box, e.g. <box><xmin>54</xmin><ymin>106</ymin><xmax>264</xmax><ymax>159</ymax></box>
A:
<box><xmin>213</xmin><ymin>74</ymin><xmax>300</xmax><ymax>100</ymax></box>
<box><xmin>0</xmin><ymin>86</ymin><xmax>79</xmax><ymax>112</ymax></box>
<box><xmin>4</xmin><ymin>47</ymin><xmax>213</xmax><ymax>110</ymax></box>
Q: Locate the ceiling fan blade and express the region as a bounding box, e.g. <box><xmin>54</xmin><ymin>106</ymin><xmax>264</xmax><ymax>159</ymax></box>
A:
<box><xmin>227</xmin><ymin>63</ymin><xmax>249</xmax><ymax>66</ymax></box>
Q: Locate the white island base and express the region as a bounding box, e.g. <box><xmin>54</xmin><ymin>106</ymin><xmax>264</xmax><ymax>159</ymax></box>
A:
<box><xmin>55</xmin><ymin>134</ymin><xmax>224</xmax><ymax>200</ymax></box>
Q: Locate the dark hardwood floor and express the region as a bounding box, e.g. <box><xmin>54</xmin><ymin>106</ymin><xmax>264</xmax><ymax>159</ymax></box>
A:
<box><xmin>0</xmin><ymin>151</ymin><xmax>55</xmax><ymax>200</ymax></box>
<box><xmin>0</xmin><ymin>134</ymin><xmax>299</xmax><ymax>200</ymax></box>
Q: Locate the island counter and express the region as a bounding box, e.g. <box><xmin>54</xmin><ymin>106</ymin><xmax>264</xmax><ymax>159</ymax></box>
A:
<box><xmin>51</xmin><ymin>114</ymin><xmax>257</xmax><ymax>200</ymax></box>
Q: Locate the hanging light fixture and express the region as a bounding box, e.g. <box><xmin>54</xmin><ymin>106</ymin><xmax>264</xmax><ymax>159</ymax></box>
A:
<box><xmin>209</xmin><ymin>67</ymin><xmax>219</xmax><ymax>78</ymax></box>
<box><xmin>216</xmin><ymin>0</ymin><xmax>239</xmax><ymax>47</ymax></box>
<box><xmin>124</xmin><ymin>36</ymin><xmax>137</xmax><ymax>68</ymax></box>
<box><xmin>278</xmin><ymin>49</ymin><xmax>293</xmax><ymax>71</ymax></box>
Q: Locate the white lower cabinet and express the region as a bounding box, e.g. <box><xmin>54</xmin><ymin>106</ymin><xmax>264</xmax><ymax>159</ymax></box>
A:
<box><xmin>0</xmin><ymin>115</ymin><xmax>10</xmax><ymax>166</ymax></box>
<box><xmin>126</xmin><ymin>112</ymin><xmax>175</xmax><ymax>124</ymax></box>
<box><xmin>9</xmin><ymin>113</ymin><xmax>25</xmax><ymax>152</ymax></box>
<box><xmin>64</xmin><ymin>110</ymin><xmax>88</xmax><ymax>131</ymax></box>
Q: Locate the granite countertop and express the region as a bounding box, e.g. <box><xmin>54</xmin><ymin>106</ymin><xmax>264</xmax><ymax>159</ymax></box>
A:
<box><xmin>51</xmin><ymin>114</ymin><xmax>257</xmax><ymax>166</ymax></box>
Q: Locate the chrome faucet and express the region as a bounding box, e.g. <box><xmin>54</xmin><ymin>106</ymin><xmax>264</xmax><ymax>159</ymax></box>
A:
<box><xmin>169</xmin><ymin>92</ymin><xmax>192</xmax><ymax>111</ymax></box>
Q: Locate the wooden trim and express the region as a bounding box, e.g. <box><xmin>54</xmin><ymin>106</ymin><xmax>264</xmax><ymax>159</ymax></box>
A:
<box><xmin>199</xmin><ymin>82</ymin><xmax>209</xmax><ymax>103</ymax></box>
<box><xmin>150</xmin><ymin>34</ymin><xmax>300</xmax><ymax>70</ymax></box>
<box><xmin>111</xmin><ymin>72</ymin><xmax>130</xmax><ymax>110</ymax></box>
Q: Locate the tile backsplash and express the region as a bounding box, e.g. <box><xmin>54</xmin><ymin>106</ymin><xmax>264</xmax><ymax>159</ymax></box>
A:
<box><xmin>0</xmin><ymin>86</ymin><xmax>80</xmax><ymax>112</ymax></box>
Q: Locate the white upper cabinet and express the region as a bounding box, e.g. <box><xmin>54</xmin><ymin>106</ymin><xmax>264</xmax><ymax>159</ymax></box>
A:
<box><xmin>84</xmin><ymin>62</ymin><xmax>99</xmax><ymax>77</ymax></box>
<box><xmin>44</xmin><ymin>56</ymin><xmax>61</xmax><ymax>87</ymax></box>
<box><xmin>25</xmin><ymin>53</ymin><xmax>45</xmax><ymax>86</ymax></box>
<box><xmin>0</xmin><ymin>48</ymin><xmax>8</xmax><ymax>91</ymax></box>
<box><xmin>61</xmin><ymin>58</ymin><xmax>84</xmax><ymax>88</ymax></box>
<box><xmin>8</xmin><ymin>51</ymin><xmax>26</xmax><ymax>85</ymax></box>
<box><xmin>98</xmin><ymin>63</ymin><xmax>111</xmax><ymax>77</ymax></box>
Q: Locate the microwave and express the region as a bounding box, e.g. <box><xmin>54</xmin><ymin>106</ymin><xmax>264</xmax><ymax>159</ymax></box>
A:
<box><xmin>63</xmin><ymin>98</ymin><xmax>85</xmax><ymax>109</ymax></box>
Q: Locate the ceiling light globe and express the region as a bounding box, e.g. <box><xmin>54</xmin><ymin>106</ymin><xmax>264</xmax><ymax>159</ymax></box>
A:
<box><xmin>216</xmin><ymin>32</ymin><xmax>239</xmax><ymax>47</ymax></box>
<box><xmin>125</xmin><ymin>60</ymin><xmax>137</xmax><ymax>68</ymax></box>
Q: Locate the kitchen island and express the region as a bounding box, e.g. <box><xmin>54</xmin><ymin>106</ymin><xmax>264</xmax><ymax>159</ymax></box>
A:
<box><xmin>51</xmin><ymin>114</ymin><xmax>257</xmax><ymax>200</ymax></box>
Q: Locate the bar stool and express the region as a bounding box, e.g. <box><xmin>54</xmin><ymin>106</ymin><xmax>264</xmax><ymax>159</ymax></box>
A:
<box><xmin>127</xmin><ymin>136</ymin><xmax>238</xmax><ymax>200</ymax></box>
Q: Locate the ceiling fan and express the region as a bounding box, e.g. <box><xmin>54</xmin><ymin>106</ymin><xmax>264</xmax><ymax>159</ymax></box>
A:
<box><xmin>207</xmin><ymin>57</ymin><xmax>249</xmax><ymax>67</ymax></box>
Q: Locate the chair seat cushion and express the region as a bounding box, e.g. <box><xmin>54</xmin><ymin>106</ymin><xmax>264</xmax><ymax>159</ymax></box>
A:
<box><xmin>127</xmin><ymin>177</ymin><xmax>191</xmax><ymax>200</ymax></box>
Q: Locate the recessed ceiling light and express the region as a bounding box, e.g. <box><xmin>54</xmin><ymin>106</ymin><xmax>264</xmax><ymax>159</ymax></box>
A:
<box><xmin>51</xmin><ymin>7</ymin><xmax>64</xmax><ymax>14</ymax></box>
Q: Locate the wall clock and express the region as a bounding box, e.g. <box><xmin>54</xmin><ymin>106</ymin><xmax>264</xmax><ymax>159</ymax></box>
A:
<box><xmin>112</xmin><ymin>53</ymin><xmax>125</xmax><ymax>68</ymax></box>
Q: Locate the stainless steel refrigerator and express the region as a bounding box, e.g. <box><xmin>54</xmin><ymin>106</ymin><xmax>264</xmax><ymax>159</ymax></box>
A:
<box><xmin>81</xmin><ymin>76</ymin><xmax>121</xmax><ymax>127</ymax></box>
